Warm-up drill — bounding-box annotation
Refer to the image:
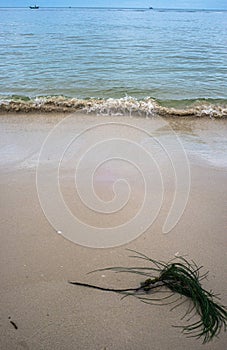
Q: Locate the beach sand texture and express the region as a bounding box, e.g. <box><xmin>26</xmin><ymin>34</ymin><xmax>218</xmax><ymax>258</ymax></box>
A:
<box><xmin>0</xmin><ymin>113</ymin><xmax>226</xmax><ymax>349</ymax></box>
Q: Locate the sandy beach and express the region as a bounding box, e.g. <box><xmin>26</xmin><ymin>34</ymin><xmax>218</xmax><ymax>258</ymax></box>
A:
<box><xmin>0</xmin><ymin>113</ymin><xmax>226</xmax><ymax>350</ymax></box>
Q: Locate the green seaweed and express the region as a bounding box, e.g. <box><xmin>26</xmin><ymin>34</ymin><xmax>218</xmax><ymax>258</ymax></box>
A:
<box><xmin>69</xmin><ymin>250</ymin><xmax>226</xmax><ymax>343</ymax></box>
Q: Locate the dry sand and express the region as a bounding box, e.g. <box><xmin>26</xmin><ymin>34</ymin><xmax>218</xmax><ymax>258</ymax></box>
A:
<box><xmin>0</xmin><ymin>113</ymin><xmax>226</xmax><ymax>349</ymax></box>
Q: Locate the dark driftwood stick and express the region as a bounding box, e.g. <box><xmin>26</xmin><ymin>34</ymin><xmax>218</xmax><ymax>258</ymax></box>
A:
<box><xmin>10</xmin><ymin>320</ymin><xmax>18</xmax><ymax>330</ymax></box>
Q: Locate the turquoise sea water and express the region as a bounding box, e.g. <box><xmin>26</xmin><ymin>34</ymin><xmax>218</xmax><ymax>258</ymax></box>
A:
<box><xmin>0</xmin><ymin>7</ymin><xmax>227</xmax><ymax>114</ymax></box>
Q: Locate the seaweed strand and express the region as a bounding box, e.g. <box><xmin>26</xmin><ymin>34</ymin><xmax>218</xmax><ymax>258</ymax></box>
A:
<box><xmin>69</xmin><ymin>252</ymin><xmax>227</xmax><ymax>343</ymax></box>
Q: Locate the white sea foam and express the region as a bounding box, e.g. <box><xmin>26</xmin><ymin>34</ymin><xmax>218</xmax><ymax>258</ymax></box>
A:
<box><xmin>0</xmin><ymin>96</ymin><xmax>226</xmax><ymax>118</ymax></box>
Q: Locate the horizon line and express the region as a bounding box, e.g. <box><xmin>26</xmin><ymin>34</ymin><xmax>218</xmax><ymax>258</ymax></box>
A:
<box><xmin>0</xmin><ymin>6</ymin><xmax>226</xmax><ymax>10</ymax></box>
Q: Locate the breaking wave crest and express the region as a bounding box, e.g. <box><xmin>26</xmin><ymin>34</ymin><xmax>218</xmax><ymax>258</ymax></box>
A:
<box><xmin>0</xmin><ymin>95</ymin><xmax>227</xmax><ymax>118</ymax></box>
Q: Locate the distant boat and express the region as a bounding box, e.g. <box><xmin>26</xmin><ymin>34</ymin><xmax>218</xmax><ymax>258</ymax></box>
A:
<box><xmin>29</xmin><ymin>5</ymin><xmax>39</xmax><ymax>9</ymax></box>
<box><xmin>149</xmin><ymin>7</ymin><xmax>153</xmax><ymax>9</ymax></box>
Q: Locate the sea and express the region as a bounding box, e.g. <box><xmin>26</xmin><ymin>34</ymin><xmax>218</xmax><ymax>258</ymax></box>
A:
<box><xmin>0</xmin><ymin>7</ymin><xmax>227</xmax><ymax>117</ymax></box>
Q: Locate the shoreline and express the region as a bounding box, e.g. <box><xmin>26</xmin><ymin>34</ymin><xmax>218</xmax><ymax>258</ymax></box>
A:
<box><xmin>1</xmin><ymin>112</ymin><xmax>227</xmax><ymax>170</ymax></box>
<box><xmin>0</xmin><ymin>96</ymin><xmax>227</xmax><ymax>118</ymax></box>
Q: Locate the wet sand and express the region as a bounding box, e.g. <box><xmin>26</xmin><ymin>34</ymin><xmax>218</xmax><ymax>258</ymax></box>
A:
<box><xmin>0</xmin><ymin>113</ymin><xmax>227</xmax><ymax>349</ymax></box>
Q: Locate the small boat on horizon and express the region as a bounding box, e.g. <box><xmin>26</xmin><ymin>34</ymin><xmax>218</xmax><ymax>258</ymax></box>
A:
<box><xmin>149</xmin><ymin>6</ymin><xmax>153</xmax><ymax>9</ymax></box>
<box><xmin>29</xmin><ymin>5</ymin><xmax>39</xmax><ymax>9</ymax></box>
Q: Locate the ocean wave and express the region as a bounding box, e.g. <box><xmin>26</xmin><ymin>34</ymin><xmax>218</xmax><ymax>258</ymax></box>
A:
<box><xmin>0</xmin><ymin>95</ymin><xmax>227</xmax><ymax>118</ymax></box>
